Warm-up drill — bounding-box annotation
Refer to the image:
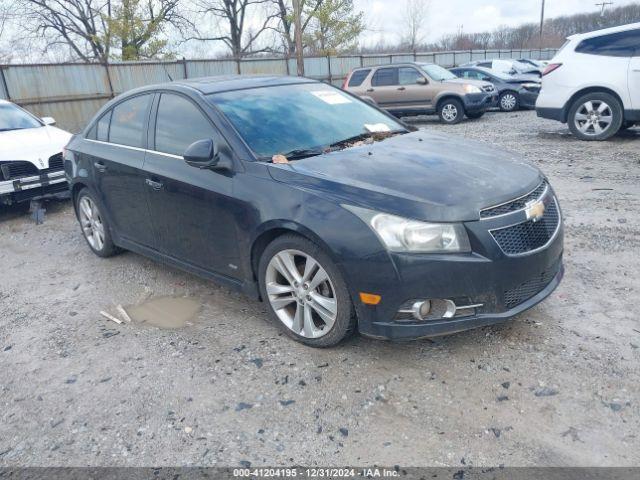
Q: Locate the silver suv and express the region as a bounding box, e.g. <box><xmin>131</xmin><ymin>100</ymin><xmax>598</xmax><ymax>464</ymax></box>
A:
<box><xmin>343</xmin><ymin>62</ymin><xmax>497</xmax><ymax>124</ymax></box>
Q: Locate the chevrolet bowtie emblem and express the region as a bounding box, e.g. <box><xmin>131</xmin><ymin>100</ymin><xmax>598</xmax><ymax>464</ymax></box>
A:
<box><xmin>525</xmin><ymin>200</ymin><xmax>546</xmax><ymax>222</ymax></box>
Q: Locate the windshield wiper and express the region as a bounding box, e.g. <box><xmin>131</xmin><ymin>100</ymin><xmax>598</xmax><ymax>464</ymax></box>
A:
<box><xmin>329</xmin><ymin>129</ymin><xmax>406</xmax><ymax>149</ymax></box>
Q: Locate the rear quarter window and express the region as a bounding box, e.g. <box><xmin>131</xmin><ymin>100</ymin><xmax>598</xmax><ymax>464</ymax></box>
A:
<box><xmin>348</xmin><ymin>69</ymin><xmax>371</xmax><ymax>87</ymax></box>
<box><xmin>575</xmin><ymin>29</ymin><xmax>640</xmax><ymax>57</ymax></box>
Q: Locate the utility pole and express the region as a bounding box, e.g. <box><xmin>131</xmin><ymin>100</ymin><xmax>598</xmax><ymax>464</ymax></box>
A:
<box><xmin>595</xmin><ymin>1</ymin><xmax>613</xmax><ymax>15</ymax></box>
<box><xmin>293</xmin><ymin>0</ymin><xmax>305</xmax><ymax>76</ymax></box>
<box><xmin>539</xmin><ymin>0</ymin><xmax>545</xmax><ymax>48</ymax></box>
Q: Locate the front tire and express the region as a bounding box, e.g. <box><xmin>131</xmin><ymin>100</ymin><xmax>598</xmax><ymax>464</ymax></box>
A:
<box><xmin>568</xmin><ymin>92</ymin><xmax>623</xmax><ymax>141</ymax></box>
<box><xmin>258</xmin><ymin>234</ymin><xmax>356</xmax><ymax>347</ymax></box>
<box><xmin>438</xmin><ymin>98</ymin><xmax>464</xmax><ymax>124</ymax></box>
<box><xmin>75</xmin><ymin>188</ymin><xmax>117</xmax><ymax>257</ymax></box>
<box><xmin>499</xmin><ymin>91</ymin><xmax>519</xmax><ymax>112</ymax></box>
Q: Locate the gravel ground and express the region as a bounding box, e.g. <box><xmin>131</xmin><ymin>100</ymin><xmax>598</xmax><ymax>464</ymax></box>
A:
<box><xmin>1</xmin><ymin>111</ymin><xmax>639</xmax><ymax>467</ymax></box>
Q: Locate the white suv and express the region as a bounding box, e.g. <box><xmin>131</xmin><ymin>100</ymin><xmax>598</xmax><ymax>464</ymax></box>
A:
<box><xmin>536</xmin><ymin>22</ymin><xmax>639</xmax><ymax>141</ymax></box>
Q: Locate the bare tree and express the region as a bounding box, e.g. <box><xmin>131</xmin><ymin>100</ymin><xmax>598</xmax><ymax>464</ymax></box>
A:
<box><xmin>193</xmin><ymin>0</ymin><xmax>279</xmax><ymax>57</ymax></box>
<box><xmin>400</xmin><ymin>0</ymin><xmax>428</xmax><ymax>52</ymax></box>
<box><xmin>15</xmin><ymin>0</ymin><xmax>188</xmax><ymax>62</ymax></box>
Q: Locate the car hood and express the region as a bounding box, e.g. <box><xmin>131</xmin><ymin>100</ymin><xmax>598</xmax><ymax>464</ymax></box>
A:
<box><xmin>268</xmin><ymin>131</ymin><xmax>542</xmax><ymax>222</ymax></box>
<box><xmin>505</xmin><ymin>73</ymin><xmax>541</xmax><ymax>83</ymax></box>
<box><xmin>0</xmin><ymin>126</ymin><xmax>72</xmax><ymax>166</ymax></box>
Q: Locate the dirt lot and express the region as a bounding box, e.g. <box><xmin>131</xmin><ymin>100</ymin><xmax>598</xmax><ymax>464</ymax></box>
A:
<box><xmin>1</xmin><ymin>110</ymin><xmax>639</xmax><ymax>467</ymax></box>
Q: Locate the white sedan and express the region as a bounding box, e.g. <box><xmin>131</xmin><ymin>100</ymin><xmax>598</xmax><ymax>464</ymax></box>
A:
<box><xmin>0</xmin><ymin>99</ymin><xmax>72</xmax><ymax>209</ymax></box>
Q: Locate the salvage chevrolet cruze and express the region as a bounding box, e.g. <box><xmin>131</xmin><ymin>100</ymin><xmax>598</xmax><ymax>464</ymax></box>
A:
<box><xmin>65</xmin><ymin>76</ymin><xmax>564</xmax><ymax>347</ymax></box>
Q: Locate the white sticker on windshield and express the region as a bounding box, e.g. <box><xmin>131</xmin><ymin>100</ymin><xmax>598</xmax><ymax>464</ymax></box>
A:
<box><xmin>311</xmin><ymin>90</ymin><xmax>352</xmax><ymax>105</ymax></box>
<box><xmin>364</xmin><ymin>123</ymin><xmax>391</xmax><ymax>133</ymax></box>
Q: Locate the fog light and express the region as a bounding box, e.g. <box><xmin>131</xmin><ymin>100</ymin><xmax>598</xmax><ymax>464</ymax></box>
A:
<box><xmin>412</xmin><ymin>300</ymin><xmax>432</xmax><ymax>321</ymax></box>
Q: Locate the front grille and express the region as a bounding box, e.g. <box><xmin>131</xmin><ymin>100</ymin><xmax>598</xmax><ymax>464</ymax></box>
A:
<box><xmin>491</xmin><ymin>199</ymin><xmax>559</xmax><ymax>255</ymax></box>
<box><xmin>503</xmin><ymin>261</ymin><xmax>560</xmax><ymax>309</ymax></box>
<box><xmin>481</xmin><ymin>180</ymin><xmax>547</xmax><ymax>219</ymax></box>
<box><xmin>0</xmin><ymin>154</ymin><xmax>64</xmax><ymax>181</ymax></box>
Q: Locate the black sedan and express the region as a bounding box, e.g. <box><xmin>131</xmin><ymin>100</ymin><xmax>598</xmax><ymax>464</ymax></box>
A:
<box><xmin>451</xmin><ymin>66</ymin><xmax>541</xmax><ymax>112</ymax></box>
<box><xmin>64</xmin><ymin>76</ymin><xmax>563</xmax><ymax>347</ymax></box>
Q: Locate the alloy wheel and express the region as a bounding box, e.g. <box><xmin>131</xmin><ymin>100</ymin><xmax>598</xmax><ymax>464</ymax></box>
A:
<box><xmin>500</xmin><ymin>93</ymin><xmax>517</xmax><ymax>111</ymax></box>
<box><xmin>441</xmin><ymin>104</ymin><xmax>458</xmax><ymax>122</ymax></box>
<box><xmin>574</xmin><ymin>100</ymin><xmax>613</xmax><ymax>136</ymax></box>
<box><xmin>78</xmin><ymin>197</ymin><xmax>105</xmax><ymax>251</ymax></box>
<box><xmin>265</xmin><ymin>249</ymin><xmax>337</xmax><ymax>339</ymax></box>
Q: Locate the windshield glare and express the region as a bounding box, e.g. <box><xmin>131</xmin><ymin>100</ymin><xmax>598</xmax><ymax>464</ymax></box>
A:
<box><xmin>419</xmin><ymin>64</ymin><xmax>457</xmax><ymax>81</ymax></box>
<box><xmin>0</xmin><ymin>103</ymin><xmax>42</xmax><ymax>131</ymax></box>
<box><xmin>209</xmin><ymin>83</ymin><xmax>404</xmax><ymax>159</ymax></box>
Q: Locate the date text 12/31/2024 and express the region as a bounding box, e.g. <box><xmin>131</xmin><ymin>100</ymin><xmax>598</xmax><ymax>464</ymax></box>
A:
<box><xmin>233</xmin><ymin>467</ymin><xmax>400</xmax><ymax>477</ymax></box>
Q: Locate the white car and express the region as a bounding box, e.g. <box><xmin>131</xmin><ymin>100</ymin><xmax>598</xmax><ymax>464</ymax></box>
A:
<box><xmin>462</xmin><ymin>59</ymin><xmax>542</xmax><ymax>78</ymax></box>
<box><xmin>536</xmin><ymin>22</ymin><xmax>639</xmax><ymax>141</ymax></box>
<box><xmin>0</xmin><ymin>100</ymin><xmax>72</xmax><ymax>209</ymax></box>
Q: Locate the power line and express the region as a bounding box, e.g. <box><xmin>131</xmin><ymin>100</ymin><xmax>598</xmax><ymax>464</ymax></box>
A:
<box><xmin>595</xmin><ymin>1</ymin><xmax>613</xmax><ymax>15</ymax></box>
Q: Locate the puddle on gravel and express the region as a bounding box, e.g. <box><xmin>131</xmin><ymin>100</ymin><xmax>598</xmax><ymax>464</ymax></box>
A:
<box><xmin>125</xmin><ymin>296</ymin><xmax>201</xmax><ymax>329</ymax></box>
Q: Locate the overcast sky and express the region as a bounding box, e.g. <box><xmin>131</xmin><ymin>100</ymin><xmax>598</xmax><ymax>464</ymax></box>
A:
<box><xmin>355</xmin><ymin>0</ymin><xmax>639</xmax><ymax>46</ymax></box>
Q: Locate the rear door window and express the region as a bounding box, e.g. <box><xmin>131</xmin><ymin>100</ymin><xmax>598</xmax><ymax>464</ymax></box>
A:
<box><xmin>155</xmin><ymin>93</ymin><xmax>216</xmax><ymax>157</ymax></box>
<box><xmin>348</xmin><ymin>69</ymin><xmax>371</xmax><ymax>87</ymax></box>
<box><xmin>371</xmin><ymin>68</ymin><xmax>398</xmax><ymax>86</ymax></box>
<box><xmin>575</xmin><ymin>30</ymin><xmax>640</xmax><ymax>57</ymax></box>
<box><xmin>109</xmin><ymin>94</ymin><xmax>152</xmax><ymax>148</ymax></box>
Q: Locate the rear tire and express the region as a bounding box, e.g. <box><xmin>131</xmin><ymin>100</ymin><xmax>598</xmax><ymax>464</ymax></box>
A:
<box><xmin>499</xmin><ymin>91</ymin><xmax>519</xmax><ymax>112</ymax></box>
<box><xmin>258</xmin><ymin>234</ymin><xmax>356</xmax><ymax>347</ymax></box>
<box><xmin>438</xmin><ymin>98</ymin><xmax>464</xmax><ymax>124</ymax></box>
<box><xmin>75</xmin><ymin>188</ymin><xmax>117</xmax><ymax>257</ymax></box>
<box><xmin>568</xmin><ymin>92</ymin><xmax>623</xmax><ymax>141</ymax></box>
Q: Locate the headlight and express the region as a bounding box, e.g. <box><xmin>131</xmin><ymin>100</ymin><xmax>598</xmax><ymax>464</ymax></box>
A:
<box><xmin>521</xmin><ymin>82</ymin><xmax>540</xmax><ymax>90</ymax></box>
<box><xmin>344</xmin><ymin>205</ymin><xmax>471</xmax><ymax>253</ymax></box>
<box><xmin>463</xmin><ymin>84</ymin><xmax>482</xmax><ymax>94</ymax></box>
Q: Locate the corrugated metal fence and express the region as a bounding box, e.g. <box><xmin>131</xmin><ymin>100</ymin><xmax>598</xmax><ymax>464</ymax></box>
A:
<box><xmin>0</xmin><ymin>48</ymin><xmax>557</xmax><ymax>132</ymax></box>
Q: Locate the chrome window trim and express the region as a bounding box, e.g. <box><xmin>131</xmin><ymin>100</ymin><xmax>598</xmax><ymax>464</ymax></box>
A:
<box><xmin>85</xmin><ymin>139</ymin><xmax>183</xmax><ymax>159</ymax></box>
<box><xmin>479</xmin><ymin>181</ymin><xmax>548</xmax><ymax>220</ymax></box>
<box><xmin>489</xmin><ymin>197</ymin><xmax>562</xmax><ymax>258</ymax></box>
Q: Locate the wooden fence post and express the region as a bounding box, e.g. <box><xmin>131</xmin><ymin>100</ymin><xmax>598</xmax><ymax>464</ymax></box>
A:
<box><xmin>0</xmin><ymin>64</ymin><xmax>10</xmax><ymax>100</ymax></box>
<box><xmin>103</xmin><ymin>62</ymin><xmax>115</xmax><ymax>99</ymax></box>
<box><xmin>182</xmin><ymin>57</ymin><xmax>188</xmax><ymax>79</ymax></box>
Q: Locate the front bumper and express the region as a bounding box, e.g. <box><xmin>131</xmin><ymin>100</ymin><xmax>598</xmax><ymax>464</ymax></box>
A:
<box><xmin>0</xmin><ymin>170</ymin><xmax>68</xmax><ymax>204</ymax></box>
<box><xmin>519</xmin><ymin>90</ymin><xmax>540</xmax><ymax>109</ymax></box>
<box><xmin>351</xmin><ymin>190</ymin><xmax>564</xmax><ymax>341</ymax></box>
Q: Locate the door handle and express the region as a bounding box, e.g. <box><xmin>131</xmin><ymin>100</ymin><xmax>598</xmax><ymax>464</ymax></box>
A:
<box><xmin>366</xmin><ymin>88</ymin><xmax>374</xmax><ymax>92</ymax></box>
<box><xmin>397</xmin><ymin>87</ymin><xmax>406</xmax><ymax>91</ymax></box>
<box><xmin>145</xmin><ymin>179</ymin><xmax>163</xmax><ymax>190</ymax></box>
<box><xmin>94</xmin><ymin>161</ymin><xmax>107</xmax><ymax>172</ymax></box>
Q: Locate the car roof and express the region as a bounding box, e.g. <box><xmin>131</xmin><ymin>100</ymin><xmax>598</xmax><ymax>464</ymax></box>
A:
<box><xmin>352</xmin><ymin>62</ymin><xmax>433</xmax><ymax>71</ymax></box>
<box><xmin>131</xmin><ymin>75</ymin><xmax>319</xmax><ymax>96</ymax></box>
<box><xmin>568</xmin><ymin>21</ymin><xmax>640</xmax><ymax>40</ymax></box>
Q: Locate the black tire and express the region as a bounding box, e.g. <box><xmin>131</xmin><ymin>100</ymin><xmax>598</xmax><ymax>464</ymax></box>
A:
<box><xmin>12</xmin><ymin>201</ymin><xmax>32</xmax><ymax>214</ymax></box>
<box><xmin>466</xmin><ymin>111</ymin><xmax>485</xmax><ymax>119</ymax></box>
<box><xmin>258</xmin><ymin>233</ymin><xmax>356</xmax><ymax>347</ymax></box>
<box><xmin>499</xmin><ymin>91</ymin><xmax>520</xmax><ymax>112</ymax></box>
<box><xmin>75</xmin><ymin>188</ymin><xmax>118</xmax><ymax>257</ymax></box>
<box><xmin>437</xmin><ymin>98</ymin><xmax>464</xmax><ymax>124</ymax></box>
<box><xmin>567</xmin><ymin>92</ymin><xmax>623</xmax><ymax>141</ymax></box>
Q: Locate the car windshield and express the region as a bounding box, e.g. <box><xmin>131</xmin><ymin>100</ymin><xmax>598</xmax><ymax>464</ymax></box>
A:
<box><xmin>419</xmin><ymin>64</ymin><xmax>457</xmax><ymax>81</ymax></box>
<box><xmin>0</xmin><ymin>102</ymin><xmax>42</xmax><ymax>131</ymax></box>
<box><xmin>209</xmin><ymin>83</ymin><xmax>405</xmax><ymax>159</ymax></box>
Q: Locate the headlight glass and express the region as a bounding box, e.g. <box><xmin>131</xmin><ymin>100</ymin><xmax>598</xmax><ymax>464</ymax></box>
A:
<box><xmin>463</xmin><ymin>84</ymin><xmax>482</xmax><ymax>94</ymax></box>
<box><xmin>344</xmin><ymin>206</ymin><xmax>471</xmax><ymax>253</ymax></box>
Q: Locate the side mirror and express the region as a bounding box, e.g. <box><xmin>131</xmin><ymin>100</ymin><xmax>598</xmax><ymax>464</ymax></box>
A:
<box><xmin>184</xmin><ymin>139</ymin><xmax>220</xmax><ymax>169</ymax></box>
<box><xmin>416</xmin><ymin>77</ymin><xmax>428</xmax><ymax>85</ymax></box>
<box><xmin>41</xmin><ymin>116</ymin><xmax>56</xmax><ymax>126</ymax></box>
